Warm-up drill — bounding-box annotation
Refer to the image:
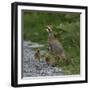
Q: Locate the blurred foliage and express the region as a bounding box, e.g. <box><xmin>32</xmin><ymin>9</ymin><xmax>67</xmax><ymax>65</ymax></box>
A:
<box><xmin>22</xmin><ymin>10</ymin><xmax>80</xmax><ymax>75</ymax></box>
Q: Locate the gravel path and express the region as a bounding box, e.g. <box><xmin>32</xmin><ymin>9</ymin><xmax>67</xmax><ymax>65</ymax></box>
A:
<box><xmin>22</xmin><ymin>41</ymin><xmax>64</xmax><ymax>77</ymax></box>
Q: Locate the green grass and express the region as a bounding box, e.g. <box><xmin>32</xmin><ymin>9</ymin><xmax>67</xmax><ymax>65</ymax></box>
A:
<box><xmin>22</xmin><ymin>10</ymin><xmax>80</xmax><ymax>75</ymax></box>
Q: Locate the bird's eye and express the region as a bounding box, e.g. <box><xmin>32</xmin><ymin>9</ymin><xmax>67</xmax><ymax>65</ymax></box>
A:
<box><xmin>47</xmin><ymin>28</ymin><xmax>51</xmax><ymax>31</ymax></box>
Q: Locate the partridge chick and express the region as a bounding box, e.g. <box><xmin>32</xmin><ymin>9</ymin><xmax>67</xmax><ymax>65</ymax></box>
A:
<box><xmin>34</xmin><ymin>48</ymin><xmax>40</xmax><ymax>62</ymax></box>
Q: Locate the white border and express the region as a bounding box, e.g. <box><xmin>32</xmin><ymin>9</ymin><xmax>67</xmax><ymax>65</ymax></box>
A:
<box><xmin>18</xmin><ymin>5</ymin><xmax>86</xmax><ymax>84</ymax></box>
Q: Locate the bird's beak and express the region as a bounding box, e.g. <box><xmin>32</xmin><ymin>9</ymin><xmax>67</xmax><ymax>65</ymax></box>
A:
<box><xmin>45</xmin><ymin>26</ymin><xmax>49</xmax><ymax>32</ymax></box>
<box><xmin>46</xmin><ymin>28</ymin><xmax>49</xmax><ymax>32</ymax></box>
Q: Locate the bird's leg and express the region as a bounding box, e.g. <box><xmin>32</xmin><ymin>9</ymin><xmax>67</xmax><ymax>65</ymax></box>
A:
<box><xmin>38</xmin><ymin>57</ymin><xmax>40</xmax><ymax>62</ymax></box>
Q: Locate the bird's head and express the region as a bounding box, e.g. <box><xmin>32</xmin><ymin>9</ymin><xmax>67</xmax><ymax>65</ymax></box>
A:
<box><xmin>45</xmin><ymin>25</ymin><xmax>52</xmax><ymax>33</ymax></box>
<box><xmin>35</xmin><ymin>48</ymin><xmax>40</xmax><ymax>53</ymax></box>
<box><xmin>45</xmin><ymin>25</ymin><xmax>56</xmax><ymax>38</ymax></box>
